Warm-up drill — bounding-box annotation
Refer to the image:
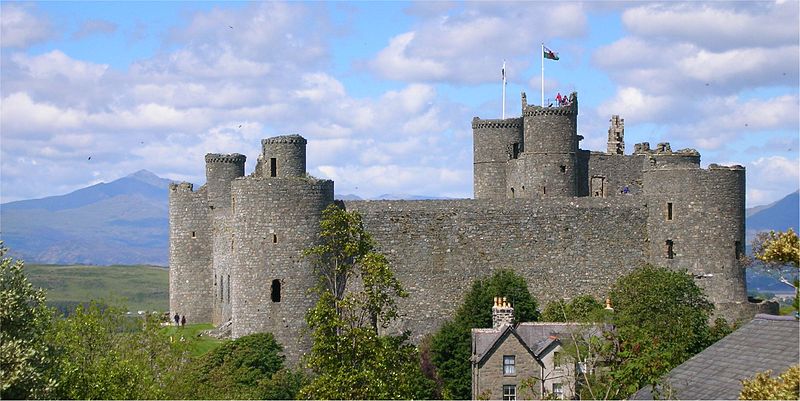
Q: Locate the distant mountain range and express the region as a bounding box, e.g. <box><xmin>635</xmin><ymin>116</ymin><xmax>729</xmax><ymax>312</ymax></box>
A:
<box><xmin>1</xmin><ymin>171</ymin><xmax>796</xmax><ymax>272</ymax></box>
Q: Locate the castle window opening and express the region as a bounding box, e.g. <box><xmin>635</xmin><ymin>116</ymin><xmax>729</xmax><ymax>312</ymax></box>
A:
<box><xmin>191</xmin><ymin>231</ymin><xmax>196</xmax><ymax>238</ymax></box>
<box><xmin>560</xmin><ymin>165</ymin><xmax>566</xmax><ymax>173</ymax></box>
<box><xmin>511</xmin><ymin>187</ymin><xmax>515</xmax><ymax>198</ymax></box>
<box><xmin>270</xmin><ymin>158</ymin><xmax>277</xmax><ymax>177</ymax></box>
<box><xmin>667</xmin><ymin>202</ymin><xmax>673</xmax><ymax>221</ymax></box>
<box><xmin>543</xmin><ymin>186</ymin><xmax>547</xmax><ymax>195</ymax></box>
<box><xmin>272</xmin><ymin>234</ymin><xmax>277</xmax><ymax>243</ymax></box>
<box><xmin>735</xmin><ymin>241</ymin><xmax>742</xmax><ymax>259</ymax></box>
<box><xmin>271</xmin><ymin>279</ymin><xmax>281</xmax><ymax>302</ymax></box>
<box><xmin>666</xmin><ymin>240</ymin><xmax>674</xmax><ymax>259</ymax></box>
<box><xmin>512</xmin><ymin>143</ymin><xmax>520</xmax><ymax>159</ymax></box>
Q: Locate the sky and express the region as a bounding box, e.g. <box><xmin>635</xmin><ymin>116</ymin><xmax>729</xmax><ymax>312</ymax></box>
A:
<box><xmin>1</xmin><ymin>1</ymin><xmax>798</xmax><ymax>207</ymax></box>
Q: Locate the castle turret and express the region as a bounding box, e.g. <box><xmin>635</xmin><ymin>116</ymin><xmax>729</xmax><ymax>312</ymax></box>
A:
<box><xmin>643</xmin><ymin>162</ymin><xmax>749</xmax><ymax>322</ymax></box>
<box><xmin>607</xmin><ymin>115</ymin><xmax>624</xmax><ymax>155</ymax></box>
<box><xmin>472</xmin><ymin>117</ymin><xmax>523</xmax><ymax>199</ymax></box>
<box><xmin>260</xmin><ymin>134</ymin><xmax>307</xmax><ymax>178</ymax></box>
<box><xmin>169</xmin><ymin>182</ymin><xmax>212</xmax><ymax>324</ymax></box>
<box><xmin>505</xmin><ymin>92</ymin><xmax>580</xmax><ymax>198</ymax></box>
<box><xmin>204</xmin><ymin>153</ymin><xmax>246</xmax><ymax>325</ymax></box>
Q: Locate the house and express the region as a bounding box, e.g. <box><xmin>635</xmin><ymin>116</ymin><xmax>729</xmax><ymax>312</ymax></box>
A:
<box><xmin>632</xmin><ymin>314</ymin><xmax>799</xmax><ymax>399</ymax></box>
<box><xmin>471</xmin><ymin>297</ymin><xmax>598</xmax><ymax>400</ymax></box>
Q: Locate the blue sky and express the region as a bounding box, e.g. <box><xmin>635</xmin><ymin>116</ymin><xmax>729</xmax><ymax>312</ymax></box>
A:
<box><xmin>1</xmin><ymin>1</ymin><xmax>798</xmax><ymax>207</ymax></box>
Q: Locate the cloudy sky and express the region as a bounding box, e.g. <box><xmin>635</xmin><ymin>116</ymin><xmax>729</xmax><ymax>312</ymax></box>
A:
<box><xmin>1</xmin><ymin>1</ymin><xmax>798</xmax><ymax>207</ymax></box>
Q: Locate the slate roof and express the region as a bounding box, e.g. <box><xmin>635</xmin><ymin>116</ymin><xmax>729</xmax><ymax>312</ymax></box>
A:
<box><xmin>632</xmin><ymin>314</ymin><xmax>800</xmax><ymax>400</ymax></box>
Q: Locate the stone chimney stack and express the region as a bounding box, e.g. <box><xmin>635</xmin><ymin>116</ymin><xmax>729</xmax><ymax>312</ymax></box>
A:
<box><xmin>492</xmin><ymin>297</ymin><xmax>514</xmax><ymax>329</ymax></box>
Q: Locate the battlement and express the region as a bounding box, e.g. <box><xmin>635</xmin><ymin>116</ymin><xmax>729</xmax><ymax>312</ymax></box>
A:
<box><xmin>709</xmin><ymin>163</ymin><xmax>745</xmax><ymax>171</ymax></box>
<box><xmin>632</xmin><ymin>142</ymin><xmax>699</xmax><ymax>156</ymax></box>
<box><xmin>169</xmin><ymin>182</ymin><xmax>194</xmax><ymax>192</ymax></box>
<box><xmin>262</xmin><ymin>134</ymin><xmax>307</xmax><ymax>145</ymax></box>
<box><xmin>205</xmin><ymin>153</ymin><xmax>247</xmax><ymax>164</ymax></box>
<box><xmin>472</xmin><ymin>117</ymin><xmax>523</xmax><ymax>130</ymax></box>
<box><xmin>523</xmin><ymin>104</ymin><xmax>577</xmax><ymax>117</ymax></box>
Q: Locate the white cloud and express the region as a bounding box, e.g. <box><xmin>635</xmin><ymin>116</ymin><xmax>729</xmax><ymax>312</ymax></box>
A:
<box><xmin>370</xmin><ymin>32</ymin><xmax>448</xmax><ymax>81</ymax></box>
<box><xmin>0</xmin><ymin>92</ymin><xmax>85</xmax><ymax>135</ymax></box>
<box><xmin>11</xmin><ymin>50</ymin><xmax>109</xmax><ymax>82</ymax></box>
<box><xmin>0</xmin><ymin>3</ymin><xmax>53</xmax><ymax>48</ymax></box>
<box><xmin>747</xmin><ymin>156</ymin><xmax>800</xmax><ymax>206</ymax></box>
<box><xmin>597</xmin><ymin>87</ymin><xmax>675</xmax><ymax>122</ymax></box>
<box><xmin>73</xmin><ymin>19</ymin><xmax>117</xmax><ymax>39</ymax></box>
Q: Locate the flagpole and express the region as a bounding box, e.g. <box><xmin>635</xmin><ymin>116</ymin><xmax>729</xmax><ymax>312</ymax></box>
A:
<box><xmin>502</xmin><ymin>60</ymin><xmax>506</xmax><ymax>119</ymax></box>
<box><xmin>541</xmin><ymin>42</ymin><xmax>545</xmax><ymax>106</ymax></box>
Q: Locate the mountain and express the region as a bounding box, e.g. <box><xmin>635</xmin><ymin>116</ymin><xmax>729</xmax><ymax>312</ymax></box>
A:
<box><xmin>0</xmin><ymin>170</ymin><xmax>173</xmax><ymax>266</ymax></box>
<box><xmin>745</xmin><ymin>190</ymin><xmax>799</xmax><ymax>240</ymax></box>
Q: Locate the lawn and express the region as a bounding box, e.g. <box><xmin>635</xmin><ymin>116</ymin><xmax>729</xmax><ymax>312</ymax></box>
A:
<box><xmin>25</xmin><ymin>263</ymin><xmax>169</xmax><ymax>313</ymax></box>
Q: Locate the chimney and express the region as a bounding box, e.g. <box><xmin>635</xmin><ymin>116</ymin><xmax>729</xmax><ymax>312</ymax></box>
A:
<box><xmin>492</xmin><ymin>297</ymin><xmax>514</xmax><ymax>329</ymax></box>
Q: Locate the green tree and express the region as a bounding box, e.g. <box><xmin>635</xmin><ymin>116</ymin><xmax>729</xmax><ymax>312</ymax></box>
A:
<box><xmin>300</xmin><ymin>204</ymin><xmax>434</xmax><ymax>399</ymax></box>
<box><xmin>49</xmin><ymin>302</ymin><xmax>186</xmax><ymax>399</ymax></box>
<box><xmin>739</xmin><ymin>364</ymin><xmax>800</xmax><ymax>400</ymax></box>
<box><xmin>0</xmin><ymin>244</ymin><xmax>57</xmax><ymax>399</ymax></box>
<box><xmin>604</xmin><ymin>264</ymin><xmax>718</xmax><ymax>398</ymax></box>
<box><xmin>751</xmin><ymin>229</ymin><xmax>800</xmax><ymax>314</ymax></box>
<box><xmin>175</xmin><ymin>332</ymin><xmax>302</xmax><ymax>399</ymax></box>
<box><xmin>429</xmin><ymin>269</ymin><xmax>539</xmax><ymax>399</ymax></box>
<box><xmin>541</xmin><ymin>295</ymin><xmax>605</xmax><ymax>322</ymax></box>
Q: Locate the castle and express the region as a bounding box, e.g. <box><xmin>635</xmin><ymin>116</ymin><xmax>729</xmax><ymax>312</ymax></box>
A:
<box><xmin>169</xmin><ymin>92</ymin><xmax>770</xmax><ymax>364</ymax></box>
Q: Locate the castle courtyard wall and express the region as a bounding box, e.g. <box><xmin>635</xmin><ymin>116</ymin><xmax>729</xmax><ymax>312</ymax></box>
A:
<box><xmin>343</xmin><ymin>196</ymin><xmax>647</xmax><ymax>342</ymax></box>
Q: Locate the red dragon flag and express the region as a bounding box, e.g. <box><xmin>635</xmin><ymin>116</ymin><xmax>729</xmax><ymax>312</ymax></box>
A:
<box><xmin>543</xmin><ymin>45</ymin><xmax>559</xmax><ymax>61</ymax></box>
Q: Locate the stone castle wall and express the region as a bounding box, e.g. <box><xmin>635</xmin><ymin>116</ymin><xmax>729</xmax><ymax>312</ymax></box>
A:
<box><xmin>343</xmin><ymin>196</ymin><xmax>647</xmax><ymax>342</ymax></box>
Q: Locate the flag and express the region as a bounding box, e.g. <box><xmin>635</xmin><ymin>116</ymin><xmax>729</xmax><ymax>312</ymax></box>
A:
<box><xmin>543</xmin><ymin>46</ymin><xmax>559</xmax><ymax>61</ymax></box>
<box><xmin>501</xmin><ymin>61</ymin><xmax>506</xmax><ymax>82</ymax></box>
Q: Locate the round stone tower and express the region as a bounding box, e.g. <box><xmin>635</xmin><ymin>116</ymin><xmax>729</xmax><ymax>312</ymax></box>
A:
<box><xmin>643</xmin><ymin>163</ymin><xmax>749</xmax><ymax>322</ymax></box>
<box><xmin>511</xmin><ymin>92</ymin><xmax>579</xmax><ymax>197</ymax></box>
<box><xmin>229</xmin><ymin>134</ymin><xmax>333</xmax><ymax>364</ymax></box>
<box><xmin>168</xmin><ymin>182</ymin><xmax>212</xmax><ymax>324</ymax></box>
<box><xmin>204</xmin><ymin>153</ymin><xmax>246</xmax><ymax>326</ymax></box>
<box><xmin>472</xmin><ymin>117</ymin><xmax>524</xmax><ymax>199</ymax></box>
<box><xmin>260</xmin><ymin>134</ymin><xmax>307</xmax><ymax>178</ymax></box>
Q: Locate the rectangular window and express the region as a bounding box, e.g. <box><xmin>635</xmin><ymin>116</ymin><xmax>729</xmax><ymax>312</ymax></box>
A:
<box><xmin>503</xmin><ymin>384</ymin><xmax>516</xmax><ymax>401</ymax></box>
<box><xmin>512</xmin><ymin>143</ymin><xmax>520</xmax><ymax>159</ymax></box>
<box><xmin>667</xmin><ymin>202</ymin><xmax>673</xmax><ymax>221</ymax></box>
<box><xmin>552</xmin><ymin>383</ymin><xmax>564</xmax><ymax>399</ymax></box>
<box><xmin>503</xmin><ymin>355</ymin><xmax>516</xmax><ymax>376</ymax></box>
<box><xmin>735</xmin><ymin>241</ymin><xmax>742</xmax><ymax>259</ymax></box>
<box><xmin>270</xmin><ymin>158</ymin><xmax>277</xmax><ymax>177</ymax></box>
<box><xmin>553</xmin><ymin>351</ymin><xmax>562</xmax><ymax>370</ymax></box>
<box><xmin>666</xmin><ymin>240</ymin><xmax>674</xmax><ymax>259</ymax></box>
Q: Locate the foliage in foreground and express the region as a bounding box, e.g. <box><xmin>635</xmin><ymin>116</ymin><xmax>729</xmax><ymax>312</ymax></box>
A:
<box><xmin>0</xmin><ymin>243</ymin><xmax>56</xmax><ymax>399</ymax></box>
<box><xmin>429</xmin><ymin>269</ymin><xmax>539</xmax><ymax>399</ymax></box>
<box><xmin>300</xmin><ymin>204</ymin><xmax>434</xmax><ymax>399</ymax></box>
<box><xmin>739</xmin><ymin>364</ymin><xmax>800</xmax><ymax>400</ymax></box>
<box><xmin>173</xmin><ymin>332</ymin><xmax>306</xmax><ymax>400</ymax></box>
<box><xmin>751</xmin><ymin>228</ymin><xmax>800</xmax><ymax>314</ymax></box>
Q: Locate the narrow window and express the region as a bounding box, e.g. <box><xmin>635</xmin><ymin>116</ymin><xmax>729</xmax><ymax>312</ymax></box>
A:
<box><xmin>503</xmin><ymin>355</ymin><xmax>516</xmax><ymax>376</ymax></box>
<box><xmin>510</xmin><ymin>187</ymin><xmax>515</xmax><ymax>198</ymax></box>
<box><xmin>271</xmin><ymin>279</ymin><xmax>281</xmax><ymax>302</ymax></box>
<box><xmin>543</xmin><ymin>186</ymin><xmax>547</xmax><ymax>195</ymax></box>
<box><xmin>552</xmin><ymin>383</ymin><xmax>564</xmax><ymax>399</ymax></box>
<box><xmin>512</xmin><ymin>143</ymin><xmax>520</xmax><ymax>159</ymax></box>
<box><xmin>667</xmin><ymin>202</ymin><xmax>673</xmax><ymax>221</ymax></box>
<box><xmin>666</xmin><ymin>240</ymin><xmax>674</xmax><ymax>259</ymax></box>
<box><xmin>272</xmin><ymin>234</ymin><xmax>277</xmax><ymax>243</ymax></box>
<box><xmin>191</xmin><ymin>231</ymin><xmax>196</xmax><ymax>238</ymax></box>
<box><xmin>227</xmin><ymin>274</ymin><xmax>230</xmax><ymax>303</ymax></box>
<box><xmin>735</xmin><ymin>241</ymin><xmax>742</xmax><ymax>259</ymax></box>
<box><xmin>214</xmin><ymin>274</ymin><xmax>217</xmax><ymax>298</ymax></box>
<box><xmin>553</xmin><ymin>351</ymin><xmax>562</xmax><ymax>369</ymax></box>
<box><xmin>502</xmin><ymin>385</ymin><xmax>516</xmax><ymax>401</ymax></box>
<box><xmin>270</xmin><ymin>158</ymin><xmax>277</xmax><ymax>177</ymax></box>
<box><xmin>560</xmin><ymin>165</ymin><xmax>566</xmax><ymax>173</ymax></box>
<box><xmin>220</xmin><ymin>275</ymin><xmax>224</xmax><ymax>299</ymax></box>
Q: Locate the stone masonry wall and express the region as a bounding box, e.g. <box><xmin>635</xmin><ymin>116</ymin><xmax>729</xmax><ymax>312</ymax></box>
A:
<box><xmin>230</xmin><ymin>177</ymin><xmax>334</xmax><ymax>364</ymax></box>
<box><xmin>344</xmin><ymin>197</ymin><xmax>647</xmax><ymax>343</ymax></box>
<box><xmin>169</xmin><ymin>184</ymin><xmax>213</xmax><ymax>324</ymax></box>
<box><xmin>472</xmin><ymin>118</ymin><xmax>523</xmax><ymax>199</ymax></box>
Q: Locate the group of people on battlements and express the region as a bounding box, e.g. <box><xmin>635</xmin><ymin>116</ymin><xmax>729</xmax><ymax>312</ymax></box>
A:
<box><xmin>554</xmin><ymin>92</ymin><xmax>572</xmax><ymax>107</ymax></box>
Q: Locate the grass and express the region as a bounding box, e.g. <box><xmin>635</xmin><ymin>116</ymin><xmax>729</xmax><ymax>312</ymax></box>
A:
<box><xmin>161</xmin><ymin>323</ymin><xmax>225</xmax><ymax>357</ymax></box>
<box><xmin>25</xmin><ymin>263</ymin><xmax>169</xmax><ymax>312</ymax></box>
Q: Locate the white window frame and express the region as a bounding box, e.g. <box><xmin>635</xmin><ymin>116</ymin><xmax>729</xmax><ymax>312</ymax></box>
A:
<box><xmin>503</xmin><ymin>355</ymin><xmax>516</xmax><ymax>376</ymax></box>
<box><xmin>503</xmin><ymin>384</ymin><xmax>516</xmax><ymax>401</ymax></box>
<box><xmin>552</xmin><ymin>382</ymin><xmax>564</xmax><ymax>400</ymax></box>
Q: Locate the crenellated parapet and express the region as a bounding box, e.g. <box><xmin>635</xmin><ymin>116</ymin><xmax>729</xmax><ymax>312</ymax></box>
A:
<box><xmin>262</xmin><ymin>134</ymin><xmax>307</xmax><ymax>145</ymax></box>
<box><xmin>472</xmin><ymin>117</ymin><xmax>523</xmax><ymax>130</ymax></box>
<box><xmin>205</xmin><ymin>153</ymin><xmax>247</xmax><ymax>164</ymax></box>
<box><xmin>169</xmin><ymin>182</ymin><xmax>195</xmax><ymax>192</ymax></box>
<box><xmin>523</xmin><ymin>105</ymin><xmax>577</xmax><ymax>117</ymax></box>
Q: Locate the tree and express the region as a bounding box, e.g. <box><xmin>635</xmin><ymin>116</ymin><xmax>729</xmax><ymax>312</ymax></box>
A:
<box><xmin>739</xmin><ymin>364</ymin><xmax>800</xmax><ymax>400</ymax></box>
<box><xmin>604</xmin><ymin>264</ymin><xmax>719</xmax><ymax>398</ymax></box>
<box><xmin>300</xmin><ymin>204</ymin><xmax>434</xmax><ymax>399</ymax></box>
<box><xmin>541</xmin><ymin>295</ymin><xmax>605</xmax><ymax>323</ymax></box>
<box><xmin>0</xmin><ymin>243</ymin><xmax>56</xmax><ymax>399</ymax></box>
<box><xmin>175</xmin><ymin>332</ymin><xmax>303</xmax><ymax>399</ymax></box>
<box><xmin>751</xmin><ymin>228</ymin><xmax>800</xmax><ymax>314</ymax></box>
<box><xmin>429</xmin><ymin>269</ymin><xmax>539</xmax><ymax>399</ymax></box>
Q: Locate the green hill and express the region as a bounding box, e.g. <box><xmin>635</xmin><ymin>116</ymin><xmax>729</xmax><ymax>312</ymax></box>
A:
<box><xmin>25</xmin><ymin>264</ymin><xmax>169</xmax><ymax>313</ymax></box>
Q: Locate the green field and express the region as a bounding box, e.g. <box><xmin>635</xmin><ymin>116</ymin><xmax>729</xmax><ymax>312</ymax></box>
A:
<box><xmin>25</xmin><ymin>264</ymin><xmax>169</xmax><ymax>313</ymax></box>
